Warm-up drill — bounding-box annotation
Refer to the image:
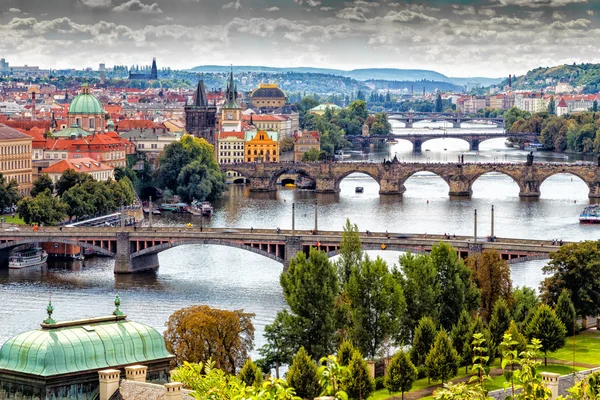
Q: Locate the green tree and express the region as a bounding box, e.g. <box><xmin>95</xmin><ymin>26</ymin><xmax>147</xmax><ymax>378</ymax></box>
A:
<box><xmin>0</xmin><ymin>173</ymin><xmax>21</xmax><ymax>211</ymax></box>
<box><xmin>464</xmin><ymin>316</ymin><xmax>495</xmax><ymax>371</ymax></box>
<box><xmin>512</xmin><ymin>286</ymin><xmax>539</xmax><ymax>326</ymax></box>
<box><xmin>16</xmin><ymin>189</ymin><xmax>67</xmax><ymax>225</ymax></box>
<box><xmin>163</xmin><ymin>305</ymin><xmax>255</xmax><ymax>374</ymax></box>
<box><xmin>505</xmin><ymin>320</ymin><xmax>527</xmax><ymax>356</ymax></box>
<box><xmin>30</xmin><ymin>174</ymin><xmax>54</xmax><ymax>197</ymax></box>
<box><xmin>280</xmin><ymin>248</ymin><xmax>339</xmax><ymax>360</ymax></box>
<box><xmin>258</xmin><ymin>310</ymin><xmax>295</xmax><ymax>378</ymax></box>
<box><xmin>337</xmin><ymin>219</ymin><xmax>363</xmax><ymax>287</ymax></box>
<box><xmin>343</xmin><ymin>350</ymin><xmax>374</xmax><ymax>400</ymax></box>
<box><xmin>348</xmin><ymin>100</ymin><xmax>368</xmax><ymax>121</ymax></box>
<box><xmin>337</xmin><ymin>340</ymin><xmax>355</xmax><ymax>367</ymax></box>
<box><xmin>500</xmin><ymin>338</ymin><xmax>551</xmax><ymax>400</ymax></box>
<box><xmin>554</xmin><ymin>289</ymin><xmax>577</xmax><ymax>336</ymax></box>
<box><xmin>524</xmin><ymin>304</ymin><xmax>566</xmax><ymax>365</ymax></box>
<box><xmin>425</xmin><ymin>330</ymin><xmax>459</xmax><ymax>384</ymax></box>
<box><xmin>61</xmin><ymin>183</ymin><xmax>95</xmax><ymax>219</ymax></box>
<box><xmin>55</xmin><ymin>168</ymin><xmax>92</xmax><ymax>196</ymax></box>
<box><xmin>435</xmin><ymin>94</ymin><xmax>443</xmax><ymax>113</ymax></box>
<box><xmin>396</xmin><ymin>251</ymin><xmax>440</xmax><ymax>338</ymax></box>
<box><xmin>410</xmin><ymin>317</ymin><xmax>437</xmax><ymax>367</ymax></box>
<box><xmin>541</xmin><ymin>241</ymin><xmax>600</xmax><ymax>318</ymax></box>
<box><xmin>466</xmin><ymin>249</ymin><xmax>512</xmax><ymax>322</ymax></box>
<box><xmin>286</xmin><ymin>347</ymin><xmax>321</xmax><ymax>400</ymax></box>
<box><xmin>301</xmin><ymin>147</ymin><xmax>321</xmax><ymax>162</ymax></box>
<box><xmin>450</xmin><ymin>310</ymin><xmax>473</xmax><ymax>367</ymax></box>
<box><xmin>547</xmin><ymin>96</ymin><xmax>556</xmax><ymax>115</ymax></box>
<box><xmin>369</xmin><ymin>113</ymin><xmax>392</xmax><ymax>136</ymax></box>
<box><xmin>489</xmin><ymin>298</ymin><xmax>512</xmax><ymax>352</ymax></box>
<box><xmin>238</xmin><ymin>358</ymin><xmax>263</xmax><ymax>388</ymax></box>
<box><xmin>347</xmin><ymin>255</ymin><xmax>406</xmax><ymax>359</ymax></box>
<box><xmin>567</xmin><ymin>370</ymin><xmax>600</xmax><ymax>399</ymax></box>
<box><xmin>385</xmin><ymin>350</ymin><xmax>418</xmax><ymax>400</ymax></box>
<box><xmin>176</xmin><ymin>159</ymin><xmax>226</xmax><ymax>202</ymax></box>
<box><xmin>432</xmin><ymin>242</ymin><xmax>480</xmax><ymax>331</ymax></box>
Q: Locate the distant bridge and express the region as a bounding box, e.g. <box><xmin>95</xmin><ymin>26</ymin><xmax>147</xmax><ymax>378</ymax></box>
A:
<box><xmin>222</xmin><ymin>161</ymin><xmax>600</xmax><ymax>198</ymax></box>
<box><xmin>0</xmin><ymin>227</ymin><xmax>560</xmax><ymax>274</ymax></box>
<box><xmin>387</xmin><ymin>112</ymin><xmax>505</xmax><ymax>129</ymax></box>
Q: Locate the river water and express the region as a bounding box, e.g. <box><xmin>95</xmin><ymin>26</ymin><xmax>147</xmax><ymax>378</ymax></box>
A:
<box><xmin>1</xmin><ymin>121</ymin><xmax>598</xmax><ymax>353</ymax></box>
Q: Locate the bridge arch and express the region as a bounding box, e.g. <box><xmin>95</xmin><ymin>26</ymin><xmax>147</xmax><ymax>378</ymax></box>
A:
<box><xmin>268</xmin><ymin>167</ymin><xmax>318</xmax><ymax>189</ymax></box>
<box><xmin>333</xmin><ymin>170</ymin><xmax>381</xmax><ymax>191</ymax></box>
<box><xmin>419</xmin><ymin>136</ymin><xmax>471</xmax><ymax>151</ymax></box>
<box><xmin>130</xmin><ymin>239</ymin><xmax>285</xmax><ymax>265</ymax></box>
<box><xmin>538</xmin><ymin>171</ymin><xmax>591</xmax><ymax>198</ymax></box>
<box><xmin>0</xmin><ymin>238</ymin><xmax>115</xmax><ymax>257</ymax></box>
<box><xmin>469</xmin><ymin>170</ymin><xmax>522</xmax><ymax>195</ymax></box>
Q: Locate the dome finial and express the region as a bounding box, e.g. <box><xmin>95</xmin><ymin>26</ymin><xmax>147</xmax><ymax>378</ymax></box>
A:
<box><xmin>43</xmin><ymin>301</ymin><xmax>55</xmax><ymax>325</ymax></box>
<box><xmin>113</xmin><ymin>293</ymin><xmax>123</xmax><ymax>316</ymax></box>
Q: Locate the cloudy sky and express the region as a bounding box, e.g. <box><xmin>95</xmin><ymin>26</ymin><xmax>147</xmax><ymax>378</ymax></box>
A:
<box><xmin>1</xmin><ymin>0</ymin><xmax>599</xmax><ymax>78</ymax></box>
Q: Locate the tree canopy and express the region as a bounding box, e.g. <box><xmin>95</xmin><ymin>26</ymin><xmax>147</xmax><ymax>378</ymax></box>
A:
<box><xmin>0</xmin><ymin>173</ymin><xmax>20</xmax><ymax>211</ymax></box>
<box><xmin>16</xmin><ymin>189</ymin><xmax>67</xmax><ymax>225</ymax></box>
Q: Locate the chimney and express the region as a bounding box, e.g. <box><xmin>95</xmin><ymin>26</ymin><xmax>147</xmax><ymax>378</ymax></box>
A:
<box><xmin>164</xmin><ymin>382</ymin><xmax>183</xmax><ymax>400</ymax></box>
<box><xmin>98</xmin><ymin>369</ymin><xmax>121</xmax><ymax>400</ymax></box>
<box><xmin>125</xmin><ymin>365</ymin><xmax>147</xmax><ymax>382</ymax></box>
<box><xmin>541</xmin><ymin>372</ymin><xmax>559</xmax><ymax>399</ymax></box>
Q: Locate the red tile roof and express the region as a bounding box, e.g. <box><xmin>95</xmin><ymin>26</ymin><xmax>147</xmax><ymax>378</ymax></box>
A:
<box><xmin>41</xmin><ymin>158</ymin><xmax>113</xmax><ymax>174</ymax></box>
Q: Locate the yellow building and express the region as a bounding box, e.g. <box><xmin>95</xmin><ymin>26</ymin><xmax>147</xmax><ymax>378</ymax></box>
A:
<box><xmin>0</xmin><ymin>124</ymin><xmax>33</xmax><ymax>195</ymax></box>
<box><xmin>245</xmin><ymin>130</ymin><xmax>279</xmax><ymax>162</ymax></box>
<box><xmin>249</xmin><ymin>83</ymin><xmax>286</xmax><ymax>109</ymax></box>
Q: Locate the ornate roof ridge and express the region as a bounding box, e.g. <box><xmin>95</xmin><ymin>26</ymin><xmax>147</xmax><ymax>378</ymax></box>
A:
<box><xmin>40</xmin><ymin>314</ymin><xmax>127</xmax><ymax>329</ymax></box>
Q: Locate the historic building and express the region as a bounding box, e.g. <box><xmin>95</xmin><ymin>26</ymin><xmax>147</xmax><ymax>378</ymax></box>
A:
<box><xmin>244</xmin><ymin>114</ymin><xmax>290</xmax><ymax>138</ymax></box>
<box><xmin>220</xmin><ymin>71</ymin><xmax>242</xmax><ymax>133</ymax></box>
<box><xmin>67</xmin><ymin>84</ymin><xmax>106</xmax><ymax>133</ymax></box>
<box><xmin>0</xmin><ymin>124</ymin><xmax>32</xmax><ymax>195</ymax></box>
<box><xmin>249</xmin><ymin>83</ymin><xmax>286</xmax><ymax>109</ymax></box>
<box><xmin>128</xmin><ymin>58</ymin><xmax>158</xmax><ymax>80</ymax></box>
<box><xmin>184</xmin><ymin>80</ymin><xmax>217</xmax><ymax>144</ymax></box>
<box><xmin>293</xmin><ymin>130</ymin><xmax>320</xmax><ymax>162</ymax></box>
<box><xmin>216</xmin><ymin>131</ymin><xmax>245</xmax><ymax>165</ymax></box>
<box><xmin>0</xmin><ymin>299</ymin><xmax>174</xmax><ymax>399</ymax></box>
<box><xmin>245</xmin><ymin>130</ymin><xmax>279</xmax><ymax>162</ymax></box>
<box><xmin>41</xmin><ymin>157</ymin><xmax>114</xmax><ymax>182</ymax></box>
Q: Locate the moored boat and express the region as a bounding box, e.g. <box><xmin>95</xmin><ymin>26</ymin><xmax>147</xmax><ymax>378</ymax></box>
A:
<box><xmin>355</xmin><ymin>187</ymin><xmax>364</xmax><ymax>193</ymax></box>
<box><xmin>200</xmin><ymin>201</ymin><xmax>214</xmax><ymax>216</ymax></box>
<box><xmin>579</xmin><ymin>205</ymin><xmax>600</xmax><ymax>223</ymax></box>
<box><xmin>9</xmin><ymin>248</ymin><xmax>48</xmax><ymax>269</ymax></box>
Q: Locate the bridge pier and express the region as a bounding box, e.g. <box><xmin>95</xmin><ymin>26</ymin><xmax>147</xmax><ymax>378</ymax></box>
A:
<box><xmin>316</xmin><ymin>177</ymin><xmax>339</xmax><ymax>193</ymax></box>
<box><xmin>405</xmin><ymin>120</ymin><xmax>413</xmax><ymax>129</ymax></box>
<box><xmin>413</xmin><ymin>139</ymin><xmax>422</xmax><ymax>153</ymax></box>
<box><xmin>114</xmin><ymin>232</ymin><xmax>159</xmax><ymax>274</ymax></box>
<box><xmin>589</xmin><ymin>182</ymin><xmax>600</xmax><ymax>198</ymax></box>
<box><xmin>249</xmin><ymin>176</ymin><xmax>276</xmax><ymax>192</ymax></box>
<box><xmin>519</xmin><ymin>180</ymin><xmax>541</xmax><ymax>198</ymax></box>
<box><xmin>448</xmin><ymin>179</ymin><xmax>473</xmax><ymax>197</ymax></box>
<box><xmin>283</xmin><ymin>236</ymin><xmax>302</xmax><ymax>272</ymax></box>
<box><xmin>470</xmin><ymin>139</ymin><xmax>480</xmax><ymax>152</ymax></box>
<box><xmin>379</xmin><ymin>179</ymin><xmax>406</xmax><ymax>195</ymax></box>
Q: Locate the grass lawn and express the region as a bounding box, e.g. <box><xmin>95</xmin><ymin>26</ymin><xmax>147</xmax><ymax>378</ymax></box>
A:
<box><xmin>547</xmin><ymin>330</ymin><xmax>600</xmax><ymax>366</ymax></box>
<box><xmin>0</xmin><ymin>214</ymin><xmax>25</xmax><ymax>225</ymax></box>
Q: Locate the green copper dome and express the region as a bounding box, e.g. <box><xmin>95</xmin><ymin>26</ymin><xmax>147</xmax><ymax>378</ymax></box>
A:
<box><xmin>54</xmin><ymin>123</ymin><xmax>90</xmax><ymax>138</ymax></box>
<box><xmin>68</xmin><ymin>84</ymin><xmax>104</xmax><ymax>115</ymax></box>
<box><xmin>0</xmin><ymin>316</ymin><xmax>173</xmax><ymax>377</ymax></box>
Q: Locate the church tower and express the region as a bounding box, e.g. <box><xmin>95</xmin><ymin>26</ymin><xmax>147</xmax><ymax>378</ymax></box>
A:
<box><xmin>185</xmin><ymin>79</ymin><xmax>217</xmax><ymax>144</ymax></box>
<box><xmin>221</xmin><ymin>70</ymin><xmax>242</xmax><ymax>132</ymax></box>
<box><xmin>150</xmin><ymin>57</ymin><xmax>157</xmax><ymax>80</ymax></box>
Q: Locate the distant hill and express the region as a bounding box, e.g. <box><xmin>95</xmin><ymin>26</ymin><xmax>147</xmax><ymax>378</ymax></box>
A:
<box><xmin>190</xmin><ymin>65</ymin><xmax>497</xmax><ymax>87</ymax></box>
<box><xmin>506</xmin><ymin>63</ymin><xmax>600</xmax><ymax>93</ymax></box>
<box><xmin>450</xmin><ymin>77</ymin><xmax>503</xmax><ymax>87</ymax></box>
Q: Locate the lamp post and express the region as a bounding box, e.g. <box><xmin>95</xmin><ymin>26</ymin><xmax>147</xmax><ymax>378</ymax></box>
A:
<box><xmin>491</xmin><ymin>205</ymin><xmax>494</xmax><ymax>239</ymax></box>
<box><xmin>474</xmin><ymin>209</ymin><xmax>477</xmax><ymax>242</ymax></box>
<box><xmin>148</xmin><ymin>196</ymin><xmax>153</xmax><ymax>228</ymax></box>
<box><xmin>292</xmin><ymin>203</ymin><xmax>295</xmax><ymax>236</ymax></box>
<box><xmin>314</xmin><ymin>200</ymin><xmax>318</xmax><ymax>232</ymax></box>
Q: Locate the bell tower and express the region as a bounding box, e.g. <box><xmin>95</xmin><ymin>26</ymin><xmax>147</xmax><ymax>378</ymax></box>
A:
<box><xmin>221</xmin><ymin>69</ymin><xmax>242</xmax><ymax>132</ymax></box>
<box><xmin>185</xmin><ymin>79</ymin><xmax>217</xmax><ymax>144</ymax></box>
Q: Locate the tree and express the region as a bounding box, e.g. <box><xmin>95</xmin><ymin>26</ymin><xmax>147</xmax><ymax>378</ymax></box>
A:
<box><xmin>554</xmin><ymin>289</ymin><xmax>577</xmax><ymax>336</ymax></box>
<box><xmin>500</xmin><ymin>337</ymin><xmax>551</xmax><ymax>400</ymax></box>
<box><xmin>286</xmin><ymin>347</ymin><xmax>321</xmax><ymax>400</ymax></box>
<box><xmin>258</xmin><ymin>310</ymin><xmax>295</xmax><ymax>378</ymax></box>
<box><xmin>594</xmin><ymin>99</ymin><xmax>599</xmax><ymax>113</ymax></box>
<box><xmin>450</xmin><ymin>310</ymin><xmax>473</xmax><ymax>367</ymax></box>
<box><xmin>432</xmin><ymin>242</ymin><xmax>480</xmax><ymax>331</ymax></box>
<box><xmin>16</xmin><ymin>189</ymin><xmax>67</xmax><ymax>225</ymax></box>
<box><xmin>489</xmin><ymin>298</ymin><xmax>512</xmax><ymax>351</ymax></box>
<box><xmin>337</xmin><ymin>340</ymin><xmax>355</xmax><ymax>367</ymax></box>
<box><xmin>280</xmin><ymin>247</ymin><xmax>339</xmax><ymax>360</ymax></box>
<box><xmin>464</xmin><ymin>316</ymin><xmax>495</xmax><ymax>371</ymax></box>
<box><xmin>540</xmin><ymin>241</ymin><xmax>600</xmax><ymax>318</ymax></box>
<box><xmin>301</xmin><ymin>147</ymin><xmax>321</xmax><ymax>162</ymax></box>
<box><xmin>163</xmin><ymin>305</ymin><xmax>255</xmax><ymax>374</ymax></box>
<box><xmin>0</xmin><ymin>173</ymin><xmax>21</xmax><ymax>211</ymax></box>
<box><xmin>30</xmin><ymin>174</ymin><xmax>54</xmax><ymax>197</ymax></box>
<box><xmin>425</xmin><ymin>330</ymin><xmax>459</xmax><ymax>384</ymax></box>
<box><xmin>410</xmin><ymin>317</ymin><xmax>437</xmax><ymax>367</ymax></box>
<box><xmin>547</xmin><ymin>96</ymin><xmax>556</xmax><ymax>115</ymax></box>
<box><xmin>369</xmin><ymin>113</ymin><xmax>392</xmax><ymax>136</ymax></box>
<box><xmin>396</xmin><ymin>252</ymin><xmax>440</xmax><ymax>338</ymax></box>
<box><xmin>55</xmin><ymin>168</ymin><xmax>92</xmax><ymax>196</ymax></box>
<box><xmin>347</xmin><ymin>255</ymin><xmax>406</xmax><ymax>359</ymax></box>
<box><xmin>512</xmin><ymin>286</ymin><xmax>539</xmax><ymax>326</ymax></box>
<box><xmin>238</xmin><ymin>358</ymin><xmax>262</xmax><ymax>388</ymax></box>
<box><xmin>435</xmin><ymin>95</ymin><xmax>443</xmax><ymax>113</ymax></box>
<box><xmin>176</xmin><ymin>159</ymin><xmax>226</xmax><ymax>202</ymax></box>
<box><xmin>61</xmin><ymin>183</ymin><xmax>95</xmax><ymax>219</ymax></box>
<box><xmin>343</xmin><ymin>350</ymin><xmax>374</xmax><ymax>400</ymax></box>
<box><xmin>505</xmin><ymin>320</ymin><xmax>527</xmax><ymax>356</ymax></box>
<box><xmin>337</xmin><ymin>219</ymin><xmax>363</xmax><ymax>287</ymax></box>
<box><xmin>466</xmin><ymin>249</ymin><xmax>512</xmax><ymax>322</ymax></box>
<box><xmin>524</xmin><ymin>304</ymin><xmax>566</xmax><ymax>365</ymax></box>
<box><xmin>385</xmin><ymin>350</ymin><xmax>418</xmax><ymax>400</ymax></box>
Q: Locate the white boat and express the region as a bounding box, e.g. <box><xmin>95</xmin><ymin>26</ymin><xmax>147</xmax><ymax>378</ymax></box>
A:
<box><xmin>200</xmin><ymin>201</ymin><xmax>214</xmax><ymax>216</ymax></box>
<box><xmin>9</xmin><ymin>248</ymin><xmax>48</xmax><ymax>269</ymax></box>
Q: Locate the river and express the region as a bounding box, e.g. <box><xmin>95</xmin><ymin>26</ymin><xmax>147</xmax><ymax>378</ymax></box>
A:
<box><xmin>0</xmin><ymin>121</ymin><xmax>598</xmax><ymax>353</ymax></box>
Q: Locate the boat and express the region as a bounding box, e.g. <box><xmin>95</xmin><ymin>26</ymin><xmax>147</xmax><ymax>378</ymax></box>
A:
<box><xmin>355</xmin><ymin>187</ymin><xmax>364</xmax><ymax>193</ymax></box>
<box><xmin>160</xmin><ymin>203</ymin><xmax>188</xmax><ymax>212</ymax></box>
<box><xmin>386</xmin><ymin>139</ymin><xmax>399</xmax><ymax>144</ymax></box>
<box><xmin>284</xmin><ymin>183</ymin><xmax>296</xmax><ymax>188</ymax></box>
<box><xmin>524</xmin><ymin>142</ymin><xmax>544</xmax><ymax>151</ymax></box>
<box><xmin>334</xmin><ymin>151</ymin><xmax>351</xmax><ymax>159</ymax></box>
<box><xmin>579</xmin><ymin>205</ymin><xmax>600</xmax><ymax>223</ymax></box>
<box><xmin>200</xmin><ymin>201</ymin><xmax>214</xmax><ymax>216</ymax></box>
<box><xmin>9</xmin><ymin>248</ymin><xmax>48</xmax><ymax>269</ymax></box>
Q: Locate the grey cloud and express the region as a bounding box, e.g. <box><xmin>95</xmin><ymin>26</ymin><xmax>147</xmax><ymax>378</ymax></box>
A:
<box><xmin>550</xmin><ymin>18</ymin><xmax>591</xmax><ymax>29</ymax></box>
<box><xmin>453</xmin><ymin>6</ymin><xmax>476</xmax><ymax>15</ymax></box>
<box><xmin>382</xmin><ymin>10</ymin><xmax>437</xmax><ymax>23</ymax></box>
<box><xmin>586</xmin><ymin>10</ymin><xmax>594</xmax><ymax>15</ymax></box>
<box><xmin>223</xmin><ymin>0</ymin><xmax>242</xmax><ymax>10</ymax></box>
<box><xmin>263</xmin><ymin>7</ymin><xmax>279</xmax><ymax>12</ymax></box>
<box><xmin>491</xmin><ymin>0</ymin><xmax>588</xmax><ymax>7</ymax></box>
<box><xmin>478</xmin><ymin>8</ymin><xmax>496</xmax><ymax>17</ymax></box>
<box><xmin>112</xmin><ymin>0</ymin><xmax>163</xmax><ymax>14</ymax></box>
<box><xmin>79</xmin><ymin>0</ymin><xmax>112</xmax><ymax>7</ymax></box>
<box><xmin>8</xmin><ymin>8</ymin><xmax>21</xmax><ymax>13</ymax></box>
<box><xmin>552</xmin><ymin>11</ymin><xmax>565</xmax><ymax>19</ymax></box>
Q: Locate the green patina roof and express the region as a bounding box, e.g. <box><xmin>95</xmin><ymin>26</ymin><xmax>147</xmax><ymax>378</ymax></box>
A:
<box><xmin>54</xmin><ymin>123</ymin><xmax>91</xmax><ymax>138</ymax></box>
<box><xmin>69</xmin><ymin>87</ymin><xmax>104</xmax><ymax>115</ymax></box>
<box><xmin>0</xmin><ymin>315</ymin><xmax>173</xmax><ymax>377</ymax></box>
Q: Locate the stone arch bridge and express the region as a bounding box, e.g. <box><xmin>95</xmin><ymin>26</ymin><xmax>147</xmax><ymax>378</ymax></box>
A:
<box><xmin>0</xmin><ymin>227</ymin><xmax>559</xmax><ymax>274</ymax></box>
<box><xmin>223</xmin><ymin>161</ymin><xmax>600</xmax><ymax>198</ymax></box>
<box><xmin>387</xmin><ymin>112</ymin><xmax>504</xmax><ymax>129</ymax></box>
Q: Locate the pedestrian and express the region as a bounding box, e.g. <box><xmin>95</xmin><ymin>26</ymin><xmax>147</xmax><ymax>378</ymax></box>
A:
<box><xmin>251</xmin><ymin>226</ymin><xmax>254</xmax><ymax>233</ymax></box>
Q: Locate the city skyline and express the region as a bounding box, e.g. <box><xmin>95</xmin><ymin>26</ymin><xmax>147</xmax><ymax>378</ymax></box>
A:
<box><xmin>0</xmin><ymin>0</ymin><xmax>599</xmax><ymax>78</ymax></box>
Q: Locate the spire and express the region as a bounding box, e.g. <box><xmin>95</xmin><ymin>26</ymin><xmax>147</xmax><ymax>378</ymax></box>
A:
<box><xmin>151</xmin><ymin>57</ymin><xmax>157</xmax><ymax>79</ymax></box>
<box><xmin>194</xmin><ymin>80</ymin><xmax>208</xmax><ymax>107</ymax></box>
<box><xmin>225</xmin><ymin>67</ymin><xmax>239</xmax><ymax>109</ymax></box>
<box><xmin>113</xmin><ymin>293</ymin><xmax>124</xmax><ymax>316</ymax></box>
<box><xmin>43</xmin><ymin>301</ymin><xmax>55</xmax><ymax>325</ymax></box>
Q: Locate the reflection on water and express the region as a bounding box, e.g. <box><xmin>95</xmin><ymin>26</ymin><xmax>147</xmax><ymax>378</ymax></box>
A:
<box><xmin>0</xmin><ymin>129</ymin><xmax>597</xmax><ymax>354</ymax></box>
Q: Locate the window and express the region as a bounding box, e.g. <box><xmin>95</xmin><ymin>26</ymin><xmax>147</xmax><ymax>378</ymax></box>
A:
<box><xmin>89</xmin><ymin>118</ymin><xmax>95</xmax><ymax>128</ymax></box>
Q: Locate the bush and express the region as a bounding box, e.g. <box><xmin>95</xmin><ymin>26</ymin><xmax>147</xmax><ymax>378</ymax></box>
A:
<box><xmin>374</xmin><ymin>376</ymin><xmax>385</xmax><ymax>390</ymax></box>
